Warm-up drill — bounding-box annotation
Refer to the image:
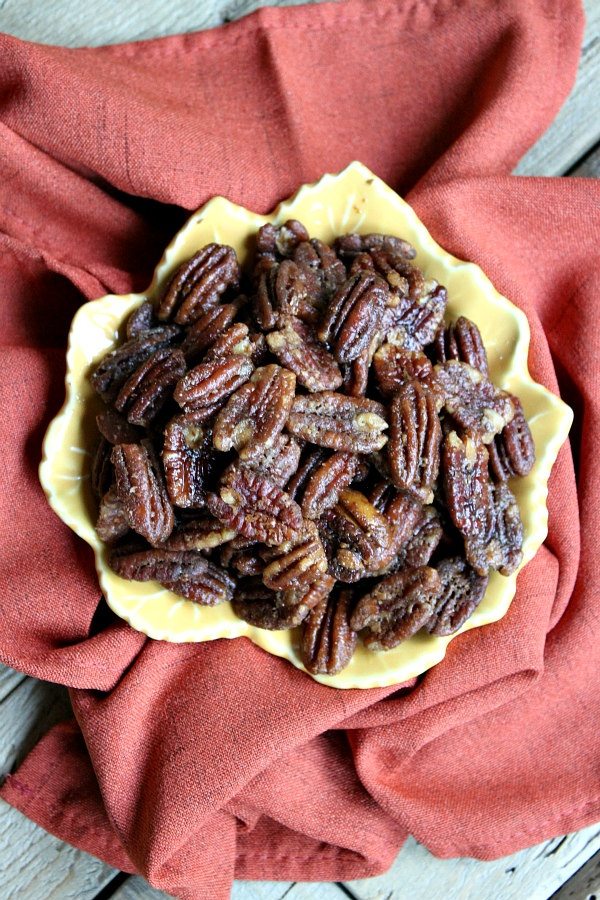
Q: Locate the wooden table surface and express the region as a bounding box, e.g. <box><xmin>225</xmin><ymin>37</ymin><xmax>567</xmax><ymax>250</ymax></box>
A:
<box><xmin>0</xmin><ymin>1</ymin><xmax>599</xmax><ymax>899</ymax></box>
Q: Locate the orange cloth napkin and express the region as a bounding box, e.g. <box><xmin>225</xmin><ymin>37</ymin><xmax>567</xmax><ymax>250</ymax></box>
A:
<box><xmin>1</xmin><ymin>1</ymin><xmax>598</xmax><ymax>898</ymax></box>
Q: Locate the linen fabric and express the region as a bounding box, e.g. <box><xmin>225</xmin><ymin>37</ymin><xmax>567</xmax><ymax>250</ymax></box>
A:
<box><xmin>0</xmin><ymin>1</ymin><xmax>598</xmax><ymax>897</ymax></box>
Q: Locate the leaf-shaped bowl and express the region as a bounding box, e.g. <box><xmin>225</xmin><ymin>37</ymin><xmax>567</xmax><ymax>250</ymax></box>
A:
<box><xmin>39</xmin><ymin>161</ymin><xmax>572</xmax><ymax>689</ymax></box>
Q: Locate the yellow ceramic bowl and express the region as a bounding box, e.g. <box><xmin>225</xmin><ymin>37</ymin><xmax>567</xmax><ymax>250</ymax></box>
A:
<box><xmin>39</xmin><ymin>162</ymin><xmax>572</xmax><ymax>689</ymax></box>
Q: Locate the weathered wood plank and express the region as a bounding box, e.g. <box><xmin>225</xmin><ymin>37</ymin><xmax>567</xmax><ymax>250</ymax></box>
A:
<box><xmin>551</xmin><ymin>847</ymin><xmax>600</xmax><ymax>899</ymax></box>
<box><xmin>343</xmin><ymin>827</ymin><xmax>600</xmax><ymax>900</ymax></box>
<box><xmin>0</xmin><ymin>677</ymin><xmax>72</xmax><ymax>774</ymax></box>
<box><xmin>0</xmin><ymin>665</ymin><xmax>25</xmax><ymax>705</ymax></box>
<box><xmin>515</xmin><ymin>0</ymin><xmax>600</xmax><ymax>176</ymax></box>
<box><xmin>110</xmin><ymin>874</ymin><xmax>300</xmax><ymax>899</ymax></box>
<box><xmin>570</xmin><ymin>143</ymin><xmax>600</xmax><ymax>177</ymax></box>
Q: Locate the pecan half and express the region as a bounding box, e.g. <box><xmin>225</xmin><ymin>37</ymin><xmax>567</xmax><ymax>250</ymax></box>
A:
<box><xmin>382</xmin><ymin>283</ymin><xmax>447</xmax><ymax>350</ymax></box>
<box><xmin>158</xmin><ymin>244</ymin><xmax>240</xmax><ymax>324</ymax></box>
<box><xmin>395</xmin><ymin>506</ymin><xmax>443</xmax><ymax>569</ymax></box>
<box><xmin>95</xmin><ymin>485</ymin><xmax>129</xmax><ymax>544</ymax></box>
<box><xmin>162</xmin><ymin>414</ymin><xmax>219</xmax><ymax>508</ymax></box>
<box><xmin>174</xmin><ymin>356</ymin><xmax>254</xmax><ymax>412</ymax></box>
<box><xmin>91</xmin><ymin>438</ymin><xmax>113</xmax><ymax>498</ymax></box>
<box><xmin>213</xmin><ymin>364</ymin><xmax>296</xmax><ymax>458</ymax></box>
<box><xmin>373</xmin><ymin>344</ymin><xmax>433</xmax><ymax>396</ymax></box>
<box><xmin>301</xmin><ymin>588</ymin><xmax>358</xmax><ymax>675</ymax></box>
<box><xmin>205</xmin><ymin>323</ymin><xmax>265</xmax><ymax>365</ymax></box>
<box><xmin>368</xmin><ymin>483</ymin><xmax>426</xmax><ymax>557</ymax></box>
<box><xmin>266</xmin><ymin>316</ymin><xmax>343</xmax><ymax>392</ymax></box>
<box><xmin>255</xmin><ymin>220</ymin><xmax>309</xmax><ymax>262</ymax></box>
<box><xmin>388</xmin><ymin>380</ymin><xmax>442</xmax><ymax>502</ymax></box>
<box><xmin>232</xmin><ymin>578</ymin><xmax>312</xmax><ymax>629</ymax></box>
<box><xmin>115</xmin><ymin>347</ymin><xmax>186</xmax><ymax>426</ymax></box>
<box><xmin>434</xmin><ymin>316</ymin><xmax>489</xmax><ymax>376</ymax></box>
<box><xmin>180</xmin><ymin>299</ymin><xmax>243</xmax><ymax>361</ymax></box>
<box><xmin>320</xmin><ymin>488</ymin><xmax>394</xmax><ymax>582</ymax></box>
<box><xmin>206</xmin><ymin>466</ymin><xmax>303</xmax><ymax>545</ymax></box>
<box><xmin>335</xmin><ymin>233</ymin><xmax>416</xmax><ymax>261</ymax></box>
<box><xmin>287</xmin><ymin>392</ymin><xmax>388</xmax><ymax>453</ymax></box>
<box><xmin>96</xmin><ymin>408</ymin><xmax>142</xmax><ymax>445</ymax></box>
<box><xmin>90</xmin><ymin>326</ymin><xmax>180</xmax><ymax>402</ymax></box>
<box><xmin>262</xmin><ymin>523</ymin><xmax>328</xmax><ymax>591</ymax></box>
<box><xmin>318</xmin><ymin>272</ymin><xmax>388</xmax><ymax>364</ymax></box>
<box><xmin>241</xmin><ymin>433</ymin><xmax>301</xmax><ymax>488</ymax></box>
<box><xmin>300</xmin><ymin>451</ymin><xmax>359</xmax><ymax>520</ymax></box>
<box><xmin>109</xmin><ymin>546</ymin><xmax>235</xmax><ymax>605</ymax></box>
<box><xmin>435</xmin><ymin>361</ymin><xmax>515</xmax><ymax>443</ymax></box>
<box><xmin>465</xmin><ymin>482</ymin><xmax>523</xmax><ymax>576</ymax></box>
<box><xmin>443</xmin><ymin>431</ymin><xmax>494</xmax><ymax>544</ymax></box>
<box><xmin>427</xmin><ymin>557</ymin><xmax>489</xmax><ymax>635</ymax></box>
<box><xmin>286</xmin><ymin>447</ymin><xmax>329</xmax><ymax>503</ymax></box>
<box><xmin>112</xmin><ymin>442</ymin><xmax>174</xmax><ymax>545</ymax></box>
<box><xmin>253</xmin><ymin>259</ymin><xmax>319</xmax><ymax>330</ymax></box>
<box><xmin>162</xmin><ymin>516</ymin><xmax>236</xmax><ymax>550</ymax></box>
<box><xmin>350</xmin><ymin>567</ymin><xmax>441</xmax><ymax>650</ymax></box>
<box><xmin>488</xmin><ymin>398</ymin><xmax>535</xmax><ymax>480</ymax></box>
<box><xmin>126</xmin><ymin>301</ymin><xmax>155</xmax><ymax>338</ymax></box>
<box><xmin>292</xmin><ymin>238</ymin><xmax>347</xmax><ymax>300</ymax></box>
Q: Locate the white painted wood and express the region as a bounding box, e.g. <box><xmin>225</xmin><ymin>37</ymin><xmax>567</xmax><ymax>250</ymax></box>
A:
<box><xmin>515</xmin><ymin>0</ymin><xmax>600</xmax><ymax>176</ymax></box>
<box><xmin>343</xmin><ymin>828</ymin><xmax>600</xmax><ymax>900</ymax></box>
<box><xmin>0</xmin><ymin>677</ymin><xmax>72</xmax><ymax>774</ymax></box>
<box><xmin>552</xmin><ymin>847</ymin><xmax>600</xmax><ymax>899</ymax></box>
<box><xmin>571</xmin><ymin>145</ymin><xmax>600</xmax><ymax>178</ymax></box>
<box><xmin>0</xmin><ymin>665</ymin><xmax>25</xmax><ymax>704</ymax></box>
<box><xmin>231</xmin><ymin>879</ymin><xmax>296</xmax><ymax>899</ymax></box>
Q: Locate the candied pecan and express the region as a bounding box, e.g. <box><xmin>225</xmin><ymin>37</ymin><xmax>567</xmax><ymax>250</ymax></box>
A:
<box><xmin>465</xmin><ymin>482</ymin><xmax>523</xmax><ymax>576</ymax></box>
<box><xmin>292</xmin><ymin>239</ymin><xmax>347</xmax><ymax>299</ymax></box>
<box><xmin>112</xmin><ymin>442</ymin><xmax>174</xmax><ymax>545</ymax></box>
<box><xmin>287</xmin><ymin>391</ymin><xmax>388</xmax><ymax>453</ymax></box>
<box><xmin>180</xmin><ymin>299</ymin><xmax>243</xmax><ymax>361</ymax></box>
<box><xmin>320</xmin><ymin>488</ymin><xmax>394</xmax><ymax>582</ymax></box>
<box><xmin>157</xmin><ymin>244</ymin><xmax>240</xmax><ymax>324</ymax></box>
<box><xmin>488</xmin><ymin>398</ymin><xmax>535</xmax><ymax>480</ymax></box>
<box><xmin>242</xmin><ymin>433</ymin><xmax>301</xmax><ymax>488</ymax></box>
<box><xmin>434</xmin><ymin>316</ymin><xmax>489</xmax><ymax>376</ymax></box>
<box><xmin>253</xmin><ymin>259</ymin><xmax>320</xmax><ymax>330</ymax></box>
<box><xmin>287</xmin><ymin>447</ymin><xmax>329</xmax><ymax>503</ymax></box>
<box><xmin>349</xmin><ymin>250</ymin><xmax>424</xmax><ymax>302</ymax></box>
<box><xmin>95</xmin><ymin>485</ymin><xmax>129</xmax><ymax>544</ymax></box>
<box><xmin>220</xmin><ymin>539</ymin><xmax>264</xmax><ymax>576</ymax></box>
<box><xmin>300</xmin><ymin>451</ymin><xmax>359</xmax><ymax>520</ymax></box>
<box><xmin>109</xmin><ymin>546</ymin><xmax>235</xmax><ymax>605</ymax></box>
<box><xmin>262</xmin><ymin>523</ymin><xmax>328</xmax><ymax>591</ymax></box>
<box><xmin>96</xmin><ymin>408</ymin><xmax>142</xmax><ymax>445</ymax></box>
<box><xmin>373</xmin><ymin>344</ymin><xmax>433</xmax><ymax>396</ymax></box>
<box><xmin>213</xmin><ymin>364</ymin><xmax>296</xmax><ymax>458</ymax></box>
<box><xmin>206</xmin><ymin>466</ymin><xmax>303</xmax><ymax>545</ymax></box>
<box><xmin>301</xmin><ymin>588</ymin><xmax>357</xmax><ymax>675</ymax></box>
<box><xmin>90</xmin><ymin>326</ymin><xmax>180</xmax><ymax>402</ymax></box>
<box><xmin>335</xmin><ymin>233</ymin><xmax>416</xmax><ymax>261</ymax></box>
<box><xmin>91</xmin><ymin>438</ymin><xmax>113</xmax><ymax>498</ymax></box>
<box><xmin>381</xmin><ymin>283</ymin><xmax>447</xmax><ymax>350</ymax></box>
<box><xmin>388</xmin><ymin>380</ymin><xmax>442</xmax><ymax>502</ymax></box>
<box><xmin>368</xmin><ymin>483</ymin><xmax>425</xmax><ymax>555</ymax></box>
<box><xmin>174</xmin><ymin>356</ymin><xmax>254</xmax><ymax>412</ymax></box>
<box><xmin>434</xmin><ymin>361</ymin><xmax>515</xmax><ymax>443</ymax></box>
<box><xmin>205</xmin><ymin>323</ymin><xmax>266</xmax><ymax>366</ymax></box>
<box><xmin>232</xmin><ymin>578</ymin><xmax>311</xmax><ymax>629</ymax></box>
<box><xmin>278</xmin><ymin>573</ymin><xmax>336</xmax><ymax>609</ymax></box>
<box><xmin>443</xmin><ymin>431</ymin><xmax>494</xmax><ymax>544</ymax></box>
<box><xmin>126</xmin><ymin>300</ymin><xmax>155</xmax><ymax>338</ymax></box>
<box><xmin>115</xmin><ymin>347</ymin><xmax>186</xmax><ymax>427</ymax></box>
<box><xmin>162</xmin><ymin>516</ymin><xmax>236</xmax><ymax>550</ymax></box>
<box><xmin>341</xmin><ymin>331</ymin><xmax>382</xmax><ymax>397</ymax></box>
<box><xmin>318</xmin><ymin>272</ymin><xmax>388</xmax><ymax>364</ymax></box>
<box><xmin>394</xmin><ymin>506</ymin><xmax>443</xmax><ymax>569</ymax></box>
<box><xmin>350</xmin><ymin>566</ymin><xmax>441</xmax><ymax>650</ymax></box>
<box><xmin>426</xmin><ymin>557</ymin><xmax>489</xmax><ymax>635</ymax></box>
<box><xmin>162</xmin><ymin>414</ymin><xmax>218</xmax><ymax>508</ymax></box>
<box><xmin>266</xmin><ymin>316</ymin><xmax>343</xmax><ymax>392</ymax></box>
<box><xmin>255</xmin><ymin>220</ymin><xmax>309</xmax><ymax>261</ymax></box>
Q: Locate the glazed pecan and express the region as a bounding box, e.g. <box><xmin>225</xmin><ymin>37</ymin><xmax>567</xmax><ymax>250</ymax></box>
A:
<box><xmin>278</xmin><ymin>573</ymin><xmax>336</xmax><ymax>610</ymax></box>
<box><xmin>434</xmin><ymin>316</ymin><xmax>489</xmax><ymax>376</ymax></box>
<box><xmin>335</xmin><ymin>232</ymin><xmax>416</xmax><ymax>262</ymax></box>
<box><xmin>262</xmin><ymin>523</ymin><xmax>328</xmax><ymax>591</ymax></box>
<box><xmin>112</xmin><ymin>442</ymin><xmax>174</xmax><ymax>545</ymax></box>
<box><xmin>162</xmin><ymin>516</ymin><xmax>236</xmax><ymax>550</ymax></box>
<box><xmin>253</xmin><ymin>259</ymin><xmax>320</xmax><ymax>330</ymax></box>
<box><xmin>442</xmin><ymin>431</ymin><xmax>494</xmax><ymax>544</ymax></box>
<box><xmin>266</xmin><ymin>316</ymin><xmax>343</xmax><ymax>392</ymax></box>
<box><xmin>220</xmin><ymin>538</ymin><xmax>264</xmax><ymax>576</ymax></box>
<box><xmin>300</xmin><ymin>451</ymin><xmax>359</xmax><ymax>520</ymax></box>
<box><xmin>488</xmin><ymin>398</ymin><xmax>535</xmax><ymax>480</ymax></box>
<box><xmin>320</xmin><ymin>488</ymin><xmax>394</xmax><ymax>582</ymax></box>
<box><xmin>350</xmin><ymin>566</ymin><xmax>441</xmax><ymax>650</ymax></box>
<box><xmin>368</xmin><ymin>483</ymin><xmax>426</xmax><ymax>556</ymax></box>
<box><xmin>241</xmin><ymin>433</ymin><xmax>301</xmax><ymax>488</ymax></box>
<box><xmin>174</xmin><ymin>355</ymin><xmax>254</xmax><ymax>412</ymax></box>
<box><xmin>292</xmin><ymin>238</ymin><xmax>347</xmax><ymax>299</ymax></box>
<box><xmin>286</xmin><ymin>447</ymin><xmax>329</xmax><ymax>503</ymax></box>
<box><xmin>162</xmin><ymin>414</ymin><xmax>219</xmax><ymax>507</ymax></box>
<box><xmin>435</xmin><ymin>361</ymin><xmax>515</xmax><ymax>443</ymax></box>
<box><xmin>207</xmin><ymin>465</ymin><xmax>303</xmax><ymax>545</ymax></box>
<box><xmin>181</xmin><ymin>299</ymin><xmax>243</xmax><ymax>361</ymax></box>
<box><xmin>90</xmin><ymin>326</ymin><xmax>180</xmax><ymax>402</ymax></box>
<box><xmin>373</xmin><ymin>344</ymin><xmax>433</xmax><ymax>396</ymax></box>
<box><xmin>255</xmin><ymin>220</ymin><xmax>309</xmax><ymax>262</ymax></box>
<box><xmin>395</xmin><ymin>507</ymin><xmax>443</xmax><ymax>571</ymax></box>
<box><xmin>91</xmin><ymin>438</ymin><xmax>113</xmax><ymax>498</ymax></box>
<box><xmin>126</xmin><ymin>301</ymin><xmax>155</xmax><ymax>338</ymax></box>
<box><xmin>287</xmin><ymin>391</ymin><xmax>388</xmax><ymax>453</ymax></box>
<box><xmin>205</xmin><ymin>323</ymin><xmax>266</xmax><ymax>365</ymax></box>
<box><xmin>213</xmin><ymin>364</ymin><xmax>296</xmax><ymax>458</ymax></box>
<box><xmin>232</xmin><ymin>578</ymin><xmax>312</xmax><ymax>629</ymax></box>
<box><xmin>301</xmin><ymin>588</ymin><xmax>357</xmax><ymax>675</ymax></box>
<box><xmin>157</xmin><ymin>244</ymin><xmax>240</xmax><ymax>324</ymax></box>
<box><xmin>115</xmin><ymin>347</ymin><xmax>186</xmax><ymax>427</ymax></box>
<box><xmin>465</xmin><ymin>482</ymin><xmax>523</xmax><ymax>576</ymax></box>
<box><xmin>109</xmin><ymin>546</ymin><xmax>235</xmax><ymax>605</ymax></box>
<box><xmin>426</xmin><ymin>557</ymin><xmax>489</xmax><ymax>635</ymax></box>
<box><xmin>381</xmin><ymin>282</ymin><xmax>447</xmax><ymax>351</ymax></box>
<box><xmin>95</xmin><ymin>485</ymin><xmax>129</xmax><ymax>544</ymax></box>
<box><xmin>96</xmin><ymin>408</ymin><xmax>141</xmax><ymax>445</ymax></box>
<box><xmin>318</xmin><ymin>272</ymin><xmax>388</xmax><ymax>363</ymax></box>
<box><xmin>388</xmin><ymin>380</ymin><xmax>442</xmax><ymax>502</ymax></box>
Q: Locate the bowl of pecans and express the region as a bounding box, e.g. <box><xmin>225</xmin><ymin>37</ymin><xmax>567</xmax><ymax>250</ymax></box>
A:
<box><xmin>39</xmin><ymin>162</ymin><xmax>572</xmax><ymax>688</ymax></box>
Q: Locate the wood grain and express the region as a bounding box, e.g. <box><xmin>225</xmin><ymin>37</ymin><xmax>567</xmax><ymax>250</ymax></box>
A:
<box><xmin>551</xmin><ymin>848</ymin><xmax>600</xmax><ymax>899</ymax></box>
<box><xmin>0</xmin><ymin>665</ymin><xmax>25</xmax><ymax>705</ymax></box>
<box><xmin>570</xmin><ymin>143</ymin><xmax>600</xmax><ymax>177</ymax></box>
